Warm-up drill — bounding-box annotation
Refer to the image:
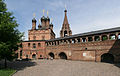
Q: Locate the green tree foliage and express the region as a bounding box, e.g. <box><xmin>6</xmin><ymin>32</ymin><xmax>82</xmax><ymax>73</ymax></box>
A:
<box><xmin>0</xmin><ymin>0</ymin><xmax>23</xmax><ymax>67</ymax></box>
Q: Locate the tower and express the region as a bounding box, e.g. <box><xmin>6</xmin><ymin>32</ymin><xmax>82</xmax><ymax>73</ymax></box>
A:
<box><xmin>32</xmin><ymin>14</ymin><xmax>36</xmax><ymax>30</ymax></box>
<box><xmin>60</xmin><ymin>9</ymin><xmax>72</xmax><ymax>37</ymax></box>
<box><xmin>28</xmin><ymin>10</ymin><xmax>55</xmax><ymax>40</ymax></box>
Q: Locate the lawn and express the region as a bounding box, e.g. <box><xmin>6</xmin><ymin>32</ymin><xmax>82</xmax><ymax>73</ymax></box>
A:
<box><xmin>0</xmin><ymin>68</ymin><xmax>16</xmax><ymax>76</ymax></box>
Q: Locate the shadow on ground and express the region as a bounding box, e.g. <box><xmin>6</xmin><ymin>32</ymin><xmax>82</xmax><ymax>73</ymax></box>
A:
<box><xmin>114</xmin><ymin>63</ymin><xmax>120</xmax><ymax>68</ymax></box>
<box><xmin>0</xmin><ymin>60</ymin><xmax>37</xmax><ymax>70</ymax></box>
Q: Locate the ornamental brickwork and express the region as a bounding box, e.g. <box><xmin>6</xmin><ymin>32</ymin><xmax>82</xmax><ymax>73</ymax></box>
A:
<box><xmin>17</xmin><ymin>9</ymin><xmax>120</xmax><ymax>63</ymax></box>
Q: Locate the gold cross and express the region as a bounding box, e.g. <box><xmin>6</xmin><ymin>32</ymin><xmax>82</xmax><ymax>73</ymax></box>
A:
<box><xmin>33</xmin><ymin>13</ymin><xmax>36</xmax><ymax>18</ymax></box>
<box><xmin>39</xmin><ymin>19</ymin><xmax>40</xmax><ymax>24</ymax></box>
<box><xmin>65</xmin><ymin>4</ymin><xmax>67</xmax><ymax>10</ymax></box>
<box><xmin>43</xmin><ymin>9</ymin><xmax>45</xmax><ymax>16</ymax></box>
<box><xmin>47</xmin><ymin>11</ymin><xmax>49</xmax><ymax>16</ymax></box>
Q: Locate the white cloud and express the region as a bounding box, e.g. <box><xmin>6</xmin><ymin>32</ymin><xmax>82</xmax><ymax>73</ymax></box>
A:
<box><xmin>5</xmin><ymin>0</ymin><xmax>120</xmax><ymax>40</ymax></box>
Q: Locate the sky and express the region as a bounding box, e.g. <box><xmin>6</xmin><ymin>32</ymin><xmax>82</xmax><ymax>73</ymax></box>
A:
<box><xmin>4</xmin><ymin>0</ymin><xmax>120</xmax><ymax>40</ymax></box>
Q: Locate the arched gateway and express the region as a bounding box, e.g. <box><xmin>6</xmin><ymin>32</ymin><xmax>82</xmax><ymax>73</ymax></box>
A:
<box><xmin>32</xmin><ymin>54</ymin><xmax>36</xmax><ymax>59</ymax></box>
<box><xmin>101</xmin><ymin>53</ymin><xmax>114</xmax><ymax>63</ymax></box>
<box><xmin>48</xmin><ymin>52</ymin><xmax>55</xmax><ymax>59</ymax></box>
<box><xmin>59</xmin><ymin>52</ymin><xmax>67</xmax><ymax>59</ymax></box>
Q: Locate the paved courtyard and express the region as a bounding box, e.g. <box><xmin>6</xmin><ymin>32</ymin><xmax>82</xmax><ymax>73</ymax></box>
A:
<box><xmin>9</xmin><ymin>60</ymin><xmax>120</xmax><ymax>76</ymax></box>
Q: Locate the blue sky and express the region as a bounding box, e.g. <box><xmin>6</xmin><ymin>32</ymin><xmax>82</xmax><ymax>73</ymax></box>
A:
<box><xmin>5</xmin><ymin>0</ymin><xmax>120</xmax><ymax>40</ymax></box>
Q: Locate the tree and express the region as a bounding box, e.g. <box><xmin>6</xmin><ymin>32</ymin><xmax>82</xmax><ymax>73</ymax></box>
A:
<box><xmin>0</xmin><ymin>0</ymin><xmax>23</xmax><ymax>68</ymax></box>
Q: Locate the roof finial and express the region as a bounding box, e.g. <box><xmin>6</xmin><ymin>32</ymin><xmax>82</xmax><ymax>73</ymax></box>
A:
<box><xmin>47</xmin><ymin>11</ymin><xmax>49</xmax><ymax>16</ymax></box>
<box><xmin>64</xmin><ymin>4</ymin><xmax>67</xmax><ymax>12</ymax></box>
<box><xmin>65</xmin><ymin>4</ymin><xmax>67</xmax><ymax>10</ymax></box>
<box><xmin>43</xmin><ymin>9</ymin><xmax>45</xmax><ymax>16</ymax></box>
<box><xmin>39</xmin><ymin>19</ymin><xmax>40</xmax><ymax>24</ymax></box>
<box><xmin>33</xmin><ymin>13</ymin><xmax>36</xmax><ymax>18</ymax></box>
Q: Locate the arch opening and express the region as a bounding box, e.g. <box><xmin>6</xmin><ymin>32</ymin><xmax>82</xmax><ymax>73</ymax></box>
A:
<box><xmin>59</xmin><ymin>52</ymin><xmax>67</xmax><ymax>59</ymax></box>
<box><xmin>101</xmin><ymin>53</ymin><xmax>114</xmax><ymax>63</ymax></box>
<box><xmin>102</xmin><ymin>35</ymin><xmax>108</xmax><ymax>41</ymax></box>
<box><xmin>95</xmin><ymin>36</ymin><xmax>100</xmax><ymax>41</ymax></box>
<box><xmin>110</xmin><ymin>34</ymin><xmax>116</xmax><ymax>40</ymax></box>
<box><xmin>64</xmin><ymin>30</ymin><xmax>68</xmax><ymax>37</ymax></box>
<box><xmin>32</xmin><ymin>54</ymin><xmax>36</xmax><ymax>59</ymax></box>
<box><xmin>48</xmin><ymin>52</ymin><xmax>54</xmax><ymax>59</ymax></box>
<box><xmin>88</xmin><ymin>37</ymin><xmax>93</xmax><ymax>42</ymax></box>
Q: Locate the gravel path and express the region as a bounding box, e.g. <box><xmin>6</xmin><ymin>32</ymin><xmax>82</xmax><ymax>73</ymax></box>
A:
<box><xmin>12</xmin><ymin>60</ymin><xmax>120</xmax><ymax>76</ymax></box>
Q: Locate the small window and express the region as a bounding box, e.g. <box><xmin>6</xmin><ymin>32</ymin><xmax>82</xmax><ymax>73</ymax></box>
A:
<box><xmin>33</xmin><ymin>43</ymin><xmax>36</xmax><ymax>48</ymax></box>
<box><xmin>40</xmin><ymin>55</ymin><xmax>42</xmax><ymax>57</ymax></box>
<box><xmin>28</xmin><ymin>43</ymin><xmax>30</xmax><ymax>47</ymax></box>
<box><xmin>38</xmin><ymin>43</ymin><xmax>41</xmax><ymax>47</ymax></box>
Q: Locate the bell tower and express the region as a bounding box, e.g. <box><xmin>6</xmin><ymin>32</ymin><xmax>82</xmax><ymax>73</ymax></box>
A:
<box><xmin>60</xmin><ymin>9</ymin><xmax>72</xmax><ymax>37</ymax></box>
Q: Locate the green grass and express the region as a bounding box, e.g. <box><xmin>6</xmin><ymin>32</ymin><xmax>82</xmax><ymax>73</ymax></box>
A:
<box><xmin>0</xmin><ymin>68</ymin><xmax>16</xmax><ymax>76</ymax></box>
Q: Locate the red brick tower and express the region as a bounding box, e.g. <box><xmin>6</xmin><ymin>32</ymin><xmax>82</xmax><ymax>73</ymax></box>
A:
<box><xmin>28</xmin><ymin>11</ymin><xmax>55</xmax><ymax>40</ymax></box>
<box><xmin>60</xmin><ymin>9</ymin><xmax>72</xmax><ymax>37</ymax></box>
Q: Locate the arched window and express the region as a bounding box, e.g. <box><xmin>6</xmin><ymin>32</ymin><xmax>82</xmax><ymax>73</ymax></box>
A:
<box><xmin>38</xmin><ymin>43</ymin><xmax>41</xmax><ymax>47</ymax></box>
<box><xmin>32</xmin><ymin>54</ymin><xmax>36</xmax><ymax>59</ymax></box>
<box><xmin>26</xmin><ymin>55</ymin><xmax>28</xmax><ymax>58</ymax></box>
<box><xmin>82</xmin><ymin>38</ymin><xmax>86</xmax><ymax>42</ymax></box>
<box><xmin>72</xmin><ymin>39</ymin><xmax>75</xmax><ymax>43</ymax></box>
<box><xmin>33</xmin><ymin>43</ymin><xmax>36</xmax><ymax>48</ymax></box>
<box><xmin>94</xmin><ymin>36</ymin><xmax>100</xmax><ymax>41</ymax></box>
<box><xmin>102</xmin><ymin>35</ymin><xmax>108</xmax><ymax>41</ymax></box>
<box><xmin>28</xmin><ymin>43</ymin><xmax>30</xmax><ymax>47</ymax></box>
<box><xmin>77</xmin><ymin>38</ymin><xmax>80</xmax><ymax>43</ymax></box>
<box><xmin>110</xmin><ymin>34</ymin><xmax>116</xmax><ymax>40</ymax></box>
<box><xmin>88</xmin><ymin>37</ymin><xmax>93</xmax><ymax>42</ymax></box>
<box><xmin>64</xmin><ymin>30</ymin><xmax>67</xmax><ymax>37</ymax></box>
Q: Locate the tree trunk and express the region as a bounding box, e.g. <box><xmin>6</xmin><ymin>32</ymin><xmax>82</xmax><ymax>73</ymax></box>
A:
<box><xmin>4</xmin><ymin>57</ymin><xmax>7</xmax><ymax>68</ymax></box>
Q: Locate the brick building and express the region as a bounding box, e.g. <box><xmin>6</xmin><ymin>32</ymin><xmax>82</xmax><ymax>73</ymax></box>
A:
<box><xmin>17</xmin><ymin>9</ymin><xmax>120</xmax><ymax>63</ymax></box>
